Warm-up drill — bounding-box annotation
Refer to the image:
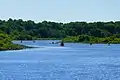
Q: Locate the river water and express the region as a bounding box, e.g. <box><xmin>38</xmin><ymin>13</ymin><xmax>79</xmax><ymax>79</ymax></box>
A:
<box><xmin>0</xmin><ymin>40</ymin><xmax>120</xmax><ymax>80</ymax></box>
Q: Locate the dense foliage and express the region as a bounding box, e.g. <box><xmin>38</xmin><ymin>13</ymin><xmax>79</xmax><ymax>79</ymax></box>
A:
<box><xmin>0</xmin><ymin>33</ymin><xmax>28</xmax><ymax>51</ymax></box>
<box><xmin>64</xmin><ymin>35</ymin><xmax>120</xmax><ymax>44</ymax></box>
<box><xmin>0</xmin><ymin>18</ymin><xmax>120</xmax><ymax>43</ymax></box>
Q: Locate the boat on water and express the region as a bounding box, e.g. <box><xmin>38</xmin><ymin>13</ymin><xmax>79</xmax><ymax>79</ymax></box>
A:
<box><xmin>49</xmin><ymin>40</ymin><xmax>64</xmax><ymax>46</ymax></box>
<box><xmin>60</xmin><ymin>41</ymin><xmax>64</xmax><ymax>46</ymax></box>
<box><xmin>108</xmin><ymin>43</ymin><xmax>110</xmax><ymax>46</ymax></box>
<box><xmin>49</xmin><ymin>41</ymin><xmax>60</xmax><ymax>44</ymax></box>
<box><xmin>90</xmin><ymin>43</ymin><xmax>92</xmax><ymax>45</ymax></box>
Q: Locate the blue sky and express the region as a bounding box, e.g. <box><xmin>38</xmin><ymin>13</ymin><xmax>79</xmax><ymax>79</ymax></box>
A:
<box><xmin>0</xmin><ymin>0</ymin><xmax>120</xmax><ymax>22</ymax></box>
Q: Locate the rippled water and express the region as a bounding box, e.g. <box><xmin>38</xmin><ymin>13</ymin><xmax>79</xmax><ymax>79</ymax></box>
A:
<box><xmin>0</xmin><ymin>40</ymin><xmax>120</xmax><ymax>80</ymax></box>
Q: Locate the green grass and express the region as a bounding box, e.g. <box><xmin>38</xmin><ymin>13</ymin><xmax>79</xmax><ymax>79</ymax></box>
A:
<box><xmin>0</xmin><ymin>33</ymin><xmax>31</xmax><ymax>51</ymax></box>
<box><xmin>63</xmin><ymin>35</ymin><xmax>120</xmax><ymax>44</ymax></box>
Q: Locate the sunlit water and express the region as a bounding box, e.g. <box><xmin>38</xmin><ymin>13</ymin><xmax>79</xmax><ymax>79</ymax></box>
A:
<box><xmin>0</xmin><ymin>40</ymin><xmax>120</xmax><ymax>80</ymax></box>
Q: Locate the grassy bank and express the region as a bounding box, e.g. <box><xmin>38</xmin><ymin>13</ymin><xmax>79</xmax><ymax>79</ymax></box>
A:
<box><xmin>63</xmin><ymin>35</ymin><xmax>120</xmax><ymax>44</ymax></box>
<box><xmin>0</xmin><ymin>33</ymin><xmax>31</xmax><ymax>51</ymax></box>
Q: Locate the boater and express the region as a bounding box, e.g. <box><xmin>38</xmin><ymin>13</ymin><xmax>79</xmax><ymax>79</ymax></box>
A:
<box><xmin>108</xmin><ymin>43</ymin><xmax>110</xmax><ymax>46</ymax></box>
<box><xmin>60</xmin><ymin>41</ymin><xmax>64</xmax><ymax>46</ymax></box>
<box><xmin>90</xmin><ymin>43</ymin><xmax>92</xmax><ymax>45</ymax></box>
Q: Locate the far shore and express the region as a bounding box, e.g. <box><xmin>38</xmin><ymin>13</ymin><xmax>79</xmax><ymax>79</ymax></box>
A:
<box><xmin>13</xmin><ymin>40</ymin><xmax>120</xmax><ymax>44</ymax></box>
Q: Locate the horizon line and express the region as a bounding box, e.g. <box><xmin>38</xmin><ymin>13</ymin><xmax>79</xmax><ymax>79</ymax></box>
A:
<box><xmin>0</xmin><ymin>18</ymin><xmax>120</xmax><ymax>23</ymax></box>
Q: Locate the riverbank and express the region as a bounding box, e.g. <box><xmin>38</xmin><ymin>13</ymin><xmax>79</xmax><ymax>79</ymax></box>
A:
<box><xmin>0</xmin><ymin>44</ymin><xmax>33</xmax><ymax>51</ymax></box>
<box><xmin>0</xmin><ymin>33</ymin><xmax>34</xmax><ymax>51</ymax></box>
<box><xmin>63</xmin><ymin>35</ymin><xmax>120</xmax><ymax>44</ymax></box>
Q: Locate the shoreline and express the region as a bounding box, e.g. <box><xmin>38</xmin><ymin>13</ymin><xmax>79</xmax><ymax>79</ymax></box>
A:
<box><xmin>1</xmin><ymin>40</ymin><xmax>120</xmax><ymax>51</ymax></box>
<box><xmin>64</xmin><ymin>41</ymin><xmax>120</xmax><ymax>44</ymax></box>
<box><xmin>0</xmin><ymin>43</ymin><xmax>36</xmax><ymax>51</ymax></box>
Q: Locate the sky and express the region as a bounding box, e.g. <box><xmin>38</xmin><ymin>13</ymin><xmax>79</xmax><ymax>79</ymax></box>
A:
<box><xmin>0</xmin><ymin>0</ymin><xmax>120</xmax><ymax>23</ymax></box>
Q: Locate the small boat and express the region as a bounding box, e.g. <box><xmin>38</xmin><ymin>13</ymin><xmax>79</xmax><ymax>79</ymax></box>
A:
<box><xmin>54</xmin><ymin>42</ymin><xmax>59</xmax><ymax>44</ymax></box>
<box><xmin>50</xmin><ymin>41</ymin><xmax>59</xmax><ymax>44</ymax></box>
<box><xmin>49</xmin><ymin>42</ymin><xmax>54</xmax><ymax>44</ymax></box>
<box><xmin>108</xmin><ymin>43</ymin><xmax>110</xmax><ymax>46</ymax></box>
<box><xmin>52</xmin><ymin>42</ymin><xmax>55</xmax><ymax>44</ymax></box>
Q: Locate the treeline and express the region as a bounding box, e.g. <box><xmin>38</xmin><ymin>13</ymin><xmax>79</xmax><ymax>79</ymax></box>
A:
<box><xmin>0</xmin><ymin>18</ymin><xmax>120</xmax><ymax>40</ymax></box>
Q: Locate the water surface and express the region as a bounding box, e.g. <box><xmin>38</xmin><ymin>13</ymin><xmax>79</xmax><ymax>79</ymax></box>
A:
<box><xmin>0</xmin><ymin>40</ymin><xmax>120</xmax><ymax>80</ymax></box>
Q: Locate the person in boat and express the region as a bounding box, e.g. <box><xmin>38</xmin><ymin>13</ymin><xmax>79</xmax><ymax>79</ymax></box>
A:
<box><xmin>90</xmin><ymin>43</ymin><xmax>92</xmax><ymax>45</ymax></box>
<box><xmin>60</xmin><ymin>40</ymin><xmax>64</xmax><ymax>46</ymax></box>
<box><xmin>52</xmin><ymin>42</ymin><xmax>54</xmax><ymax>44</ymax></box>
<box><xmin>21</xmin><ymin>40</ymin><xmax>22</xmax><ymax>43</ymax></box>
<box><xmin>108</xmin><ymin>43</ymin><xmax>110</xmax><ymax>46</ymax></box>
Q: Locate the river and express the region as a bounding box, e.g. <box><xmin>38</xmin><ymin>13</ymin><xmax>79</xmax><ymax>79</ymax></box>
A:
<box><xmin>0</xmin><ymin>40</ymin><xmax>120</xmax><ymax>80</ymax></box>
